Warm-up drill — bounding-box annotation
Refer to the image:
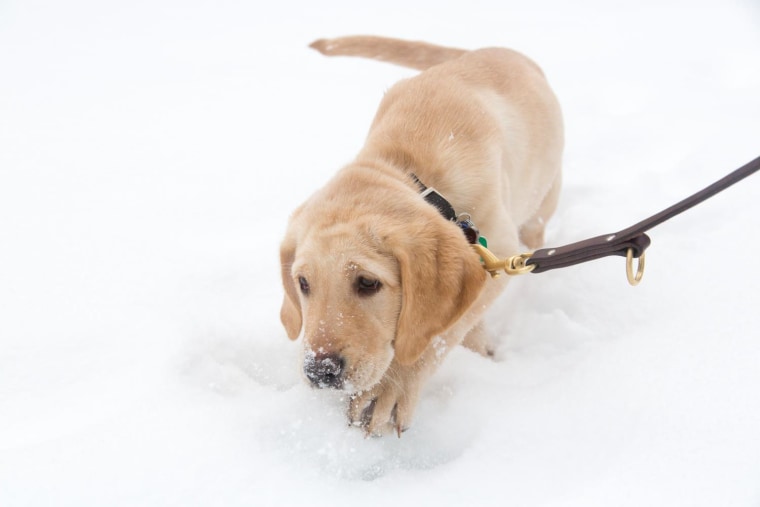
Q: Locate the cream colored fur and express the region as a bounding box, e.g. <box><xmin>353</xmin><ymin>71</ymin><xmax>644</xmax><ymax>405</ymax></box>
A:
<box><xmin>280</xmin><ymin>35</ymin><xmax>563</xmax><ymax>435</ymax></box>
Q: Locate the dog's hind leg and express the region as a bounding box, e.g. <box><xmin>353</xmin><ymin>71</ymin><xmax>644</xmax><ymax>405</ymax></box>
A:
<box><xmin>519</xmin><ymin>172</ymin><xmax>562</xmax><ymax>250</ymax></box>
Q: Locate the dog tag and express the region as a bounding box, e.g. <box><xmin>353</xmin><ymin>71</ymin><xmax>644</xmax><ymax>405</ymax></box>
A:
<box><xmin>457</xmin><ymin>217</ymin><xmax>480</xmax><ymax>245</ymax></box>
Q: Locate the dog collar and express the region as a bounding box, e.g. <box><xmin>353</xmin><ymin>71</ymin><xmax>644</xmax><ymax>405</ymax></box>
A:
<box><xmin>410</xmin><ymin>173</ymin><xmax>456</xmax><ymax>221</ymax></box>
<box><xmin>410</xmin><ymin>173</ymin><xmax>486</xmax><ymax>246</ymax></box>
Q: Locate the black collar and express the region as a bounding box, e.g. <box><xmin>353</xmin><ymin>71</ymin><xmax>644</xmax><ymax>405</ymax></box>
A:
<box><xmin>410</xmin><ymin>173</ymin><xmax>482</xmax><ymax>245</ymax></box>
<box><xmin>410</xmin><ymin>173</ymin><xmax>457</xmax><ymax>222</ymax></box>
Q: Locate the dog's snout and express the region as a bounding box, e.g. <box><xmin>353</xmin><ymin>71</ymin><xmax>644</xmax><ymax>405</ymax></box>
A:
<box><xmin>304</xmin><ymin>352</ymin><xmax>345</xmax><ymax>389</ymax></box>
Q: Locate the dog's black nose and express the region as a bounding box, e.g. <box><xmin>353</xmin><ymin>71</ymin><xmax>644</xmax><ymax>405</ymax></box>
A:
<box><xmin>304</xmin><ymin>352</ymin><xmax>345</xmax><ymax>389</ymax></box>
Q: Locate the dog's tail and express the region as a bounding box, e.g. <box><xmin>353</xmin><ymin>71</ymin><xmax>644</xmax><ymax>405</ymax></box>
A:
<box><xmin>309</xmin><ymin>35</ymin><xmax>467</xmax><ymax>71</ymax></box>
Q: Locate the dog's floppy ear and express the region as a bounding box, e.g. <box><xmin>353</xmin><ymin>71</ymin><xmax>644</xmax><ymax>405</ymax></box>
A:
<box><xmin>279</xmin><ymin>236</ymin><xmax>302</xmax><ymax>340</ymax></box>
<box><xmin>393</xmin><ymin>220</ymin><xmax>487</xmax><ymax>365</ymax></box>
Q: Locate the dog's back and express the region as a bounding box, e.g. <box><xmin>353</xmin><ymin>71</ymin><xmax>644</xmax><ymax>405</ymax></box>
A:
<box><xmin>311</xmin><ymin>36</ymin><xmax>561</xmax><ymax>233</ymax></box>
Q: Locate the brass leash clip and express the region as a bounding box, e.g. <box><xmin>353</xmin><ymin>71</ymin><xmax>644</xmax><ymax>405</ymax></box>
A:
<box><xmin>505</xmin><ymin>252</ymin><xmax>535</xmax><ymax>276</ymax></box>
<box><xmin>471</xmin><ymin>243</ymin><xmax>535</xmax><ymax>278</ymax></box>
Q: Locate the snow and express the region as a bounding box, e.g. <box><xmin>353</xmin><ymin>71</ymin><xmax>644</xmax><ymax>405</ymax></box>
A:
<box><xmin>1</xmin><ymin>0</ymin><xmax>759</xmax><ymax>505</ymax></box>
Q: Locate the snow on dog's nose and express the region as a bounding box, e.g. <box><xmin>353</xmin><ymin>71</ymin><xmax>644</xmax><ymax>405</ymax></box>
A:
<box><xmin>304</xmin><ymin>351</ymin><xmax>345</xmax><ymax>389</ymax></box>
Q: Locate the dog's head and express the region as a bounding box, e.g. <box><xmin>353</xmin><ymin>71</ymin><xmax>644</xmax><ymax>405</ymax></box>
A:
<box><xmin>279</xmin><ymin>180</ymin><xmax>486</xmax><ymax>392</ymax></box>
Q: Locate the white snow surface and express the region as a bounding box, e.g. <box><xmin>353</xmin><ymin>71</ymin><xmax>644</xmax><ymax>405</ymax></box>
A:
<box><xmin>2</xmin><ymin>0</ymin><xmax>760</xmax><ymax>505</ymax></box>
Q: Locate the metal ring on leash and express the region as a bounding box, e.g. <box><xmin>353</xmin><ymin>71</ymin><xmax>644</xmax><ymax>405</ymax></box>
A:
<box><xmin>626</xmin><ymin>248</ymin><xmax>646</xmax><ymax>286</ymax></box>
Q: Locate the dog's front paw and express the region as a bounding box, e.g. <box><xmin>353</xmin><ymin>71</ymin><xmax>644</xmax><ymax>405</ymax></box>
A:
<box><xmin>348</xmin><ymin>370</ymin><xmax>422</xmax><ymax>437</ymax></box>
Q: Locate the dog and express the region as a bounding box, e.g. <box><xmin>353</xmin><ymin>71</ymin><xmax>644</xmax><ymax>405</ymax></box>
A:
<box><xmin>280</xmin><ymin>35</ymin><xmax>563</xmax><ymax>436</ymax></box>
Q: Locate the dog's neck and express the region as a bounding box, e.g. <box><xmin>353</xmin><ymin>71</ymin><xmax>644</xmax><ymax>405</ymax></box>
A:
<box><xmin>354</xmin><ymin>156</ymin><xmax>482</xmax><ymax>246</ymax></box>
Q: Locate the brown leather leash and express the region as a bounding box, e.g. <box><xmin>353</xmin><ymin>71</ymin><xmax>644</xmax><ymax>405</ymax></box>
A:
<box><xmin>473</xmin><ymin>154</ymin><xmax>760</xmax><ymax>285</ymax></box>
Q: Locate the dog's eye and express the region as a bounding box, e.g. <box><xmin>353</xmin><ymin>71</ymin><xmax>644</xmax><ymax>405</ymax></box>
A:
<box><xmin>298</xmin><ymin>276</ymin><xmax>310</xmax><ymax>295</ymax></box>
<box><xmin>356</xmin><ymin>276</ymin><xmax>381</xmax><ymax>296</ymax></box>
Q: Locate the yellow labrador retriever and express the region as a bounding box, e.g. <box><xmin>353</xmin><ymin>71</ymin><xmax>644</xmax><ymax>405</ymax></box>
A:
<box><xmin>280</xmin><ymin>36</ymin><xmax>563</xmax><ymax>436</ymax></box>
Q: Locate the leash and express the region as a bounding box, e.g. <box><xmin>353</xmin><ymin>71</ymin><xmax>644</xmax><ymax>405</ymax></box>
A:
<box><xmin>472</xmin><ymin>155</ymin><xmax>760</xmax><ymax>285</ymax></box>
